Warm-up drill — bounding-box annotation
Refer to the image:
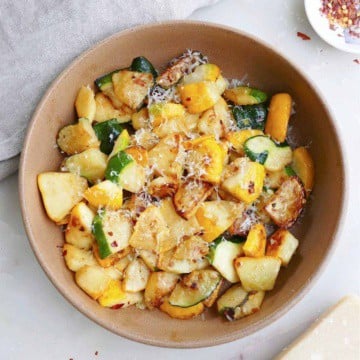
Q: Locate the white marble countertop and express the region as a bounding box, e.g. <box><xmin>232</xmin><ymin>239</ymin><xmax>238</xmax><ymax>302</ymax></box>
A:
<box><xmin>1</xmin><ymin>0</ymin><xmax>359</xmax><ymax>359</ymax></box>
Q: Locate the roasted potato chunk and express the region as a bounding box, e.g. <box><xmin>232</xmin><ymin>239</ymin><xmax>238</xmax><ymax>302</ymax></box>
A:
<box><xmin>144</xmin><ymin>272</ymin><xmax>179</xmax><ymax>309</ymax></box>
<box><xmin>57</xmin><ymin>118</ymin><xmax>99</xmax><ymax>155</ymax></box>
<box><xmin>37</xmin><ymin>172</ymin><xmax>88</xmax><ymax>223</ymax></box>
<box><xmin>173</xmin><ymin>180</ymin><xmax>213</xmax><ymax>219</ymax></box>
<box><xmin>112</xmin><ymin>70</ymin><xmax>153</xmax><ymax>109</ymax></box>
<box><xmin>123</xmin><ymin>258</ymin><xmax>150</xmax><ymax>292</ymax></box>
<box><xmin>129</xmin><ymin>205</ymin><xmax>173</xmax><ymax>253</ymax></box>
<box><xmin>63</xmin><ymin>243</ymin><xmax>97</xmax><ymax>272</ymax></box>
<box><xmin>266</xmin><ymin>229</ymin><xmax>299</xmax><ymax>266</ymax></box>
<box><xmin>234</xmin><ymin>256</ymin><xmax>281</xmax><ymax>291</ymax></box>
<box><xmin>65</xmin><ymin>202</ymin><xmax>95</xmax><ymax>250</ymax></box>
<box><xmin>148</xmin><ymin>176</ymin><xmax>178</xmax><ymax>199</ymax></box>
<box><xmin>264</xmin><ymin>176</ymin><xmax>306</xmax><ymax>228</ymax></box>
<box><xmin>221</xmin><ymin>157</ymin><xmax>265</xmax><ymax>204</ymax></box>
<box><xmin>75</xmin><ymin>85</ymin><xmax>96</xmax><ymax>122</ymax></box>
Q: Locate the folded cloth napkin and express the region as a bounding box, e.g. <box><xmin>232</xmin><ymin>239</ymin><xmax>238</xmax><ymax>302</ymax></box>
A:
<box><xmin>0</xmin><ymin>0</ymin><xmax>218</xmax><ymax>181</ymax></box>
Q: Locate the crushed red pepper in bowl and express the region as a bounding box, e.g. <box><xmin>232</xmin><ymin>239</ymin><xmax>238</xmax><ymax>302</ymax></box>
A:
<box><xmin>320</xmin><ymin>0</ymin><xmax>360</xmax><ymax>40</ymax></box>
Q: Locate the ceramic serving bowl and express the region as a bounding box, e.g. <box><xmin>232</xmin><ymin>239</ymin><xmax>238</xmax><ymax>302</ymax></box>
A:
<box><xmin>19</xmin><ymin>21</ymin><xmax>345</xmax><ymax>348</ymax></box>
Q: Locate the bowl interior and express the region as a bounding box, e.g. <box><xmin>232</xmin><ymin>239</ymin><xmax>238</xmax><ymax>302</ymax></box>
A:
<box><xmin>19</xmin><ymin>22</ymin><xmax>345</xmax><ymax>348</ymax></box>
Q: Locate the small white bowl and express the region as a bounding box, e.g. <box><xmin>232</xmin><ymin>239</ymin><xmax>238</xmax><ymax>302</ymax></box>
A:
<box><xmin>305</xmin><ymin>0</ymin><xmax>360</xmax><ymax>54</ymax></box>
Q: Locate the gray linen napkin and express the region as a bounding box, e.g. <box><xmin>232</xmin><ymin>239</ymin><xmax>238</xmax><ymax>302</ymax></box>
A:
<box><xmin>0</xmin><ymin>0</ymin><xmax>218</xmax><ymax>180</ymax></box>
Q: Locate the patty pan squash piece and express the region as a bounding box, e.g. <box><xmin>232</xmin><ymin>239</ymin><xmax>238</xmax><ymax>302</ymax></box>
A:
<box><xmin>148</xmin><ymin>102</ymin><xmax>186</xmax><ymax>127</ymax></box>
<box><xmin>38</xmin><ymin>172</ymin><xmax>88</xmax><ymax>223</ymax></box>
<box><xmin>182</xmin><ymin>63</ymin><xmax>221</xmax><ymax>84</ymax></box>
<box><xmin>57</xmin><ymin>118</ymin><xmax>99</xmax><ymax>155</ymax></box>
<box><xmin>98</xmin><ymin>279</ymin><xmax>143</xmax><ymax>308</ymax></box>
<box><xmin>292</xmin><ymin>147</ymin><xmax>315</xmax><ymax>195</ymax></box>
<box><xmin>221</xmin><ymin>157</ymin><xmax>265</xmax><ymax>204</ymax></box>
<box><xmin>178</xmin><ymin>81</ymin><xmax>221</xmax><ymax>114</ymax></box>
<box><xmin>224</xmin><ymin>86</ymin><xmax>267</xmax><ymax>106</ymax></box>
<box><xmin>160</xmin><ymin>299</ymin><xmax>204</xmax><ymax>320</ymax></box>
<box><xmin>226</xmin><ymin>129</ymin><xmax>264</xmax><ymax>154</ymax></box>
<box><xmin>184</xmin><ymin>135</ymin><xmax>225</xmax><ymax>184</ymax></box>
<box><xmin>195</xmin><ymin>200</ymin><xmax>243</xmax><ymax>242</ymax></box>
<box><xmin>265</xmin><ymin>93</ymin><xmax>292</xmax><ymax>143</ymax></box>
<box><xmin>112</xmin><ymin>70</ymin><xmax>153</xmax><ymax>109</ymax></box>
<box><xmin>243</xmin><ymin>223</ymin><xmax>267</xmax><ymax>258</ymax></box>
<box><xmin>75</xmin><ymin>85</ymin><xmax>96</xmax><ymax>122</ymax></box>
<box><xmin>84</xmin><ymin>180</ymin><xmax>123</xmax><ymax>210</ymax></box>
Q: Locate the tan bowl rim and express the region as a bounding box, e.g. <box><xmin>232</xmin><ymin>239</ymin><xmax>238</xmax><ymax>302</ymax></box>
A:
<box><xmin>18</xmin><ymin>20</ymin><xmax>348</xmax><ymax>348</ymax></box>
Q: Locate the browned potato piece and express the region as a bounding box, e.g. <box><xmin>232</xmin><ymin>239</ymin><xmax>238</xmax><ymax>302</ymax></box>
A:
<box><xmin>173</xmin><ymin>180</ymin><xmax>213</xmax><ymax>219</ymax></box>
<box><xmin>129</xmin><ymin>205</ymin><xmax>174</xmax><ymax>253</ymax></box>
<box><xmin>65</xmin><ymin>202</ymin><xmax>95</xmax><ymax>250</ymax></box>
<box><xmin>63</xmin><ymin>244</ymin><xmax>97</xmax><ymax>272</ymax></box>
<box><xmin>172</xmin><ymin>236</ymin><xmax>209</xmax><ymax>261</ymax></box>
<box><xmin>57</xmin><ymin>118</ymin><xmax>99</xmax><ymax>155</ymax></box>
<box><xmin>234</xmin><ymin>256</ymin><xmax>281</xmax><ymax>291</ymax></box>
<box><xmin>148</xmin><ymin>176</ymin><xmax>178</xmax><ymax>199</ymax></box>
<box><xmin>112</xmin><ymin>70</ymin><xmax>153</xmax><ymax>109</ymax></box>
<box><xmin>144</xmin><ymin>272</ymin><xmax>179</xmax><ymax>309</ymax></box>
<box><xmin>266</xmin><ymin>229</ymin><xmax>299</xmax><ymax>266</ymax></box>
<box><xmin>265</xmin><ymin>176</ymin><xmax>306</xmax><ymax>228</ymax></box>
<box><xmin>37</xmin><ymin>172</ymin><xmax>88</xmax><ymax>223</ymax></box>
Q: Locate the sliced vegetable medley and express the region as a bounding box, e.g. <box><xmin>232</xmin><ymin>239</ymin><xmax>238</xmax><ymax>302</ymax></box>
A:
<box><xmin>37</xmin><ymin>50</ymin><xmax>315</xmax><ymax>321</ymax></box>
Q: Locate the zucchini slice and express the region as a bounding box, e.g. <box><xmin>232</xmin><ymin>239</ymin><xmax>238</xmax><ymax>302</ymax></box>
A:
<box><xmin>108</xmin><ymin>129</ymin><xmax>131</xmax><ymax>159</ymax></box>
<box><xmin>130</xmin><ymin>56</ymin><xmax>157</xmax><ymax>78</ymax></box>
<box><xmin>64</xmin><ymin>148</ymin><xmax>107</xmax><ymax>183</ymax></box>
<box><xmin>232</xmin><ymin>104</ymin><xmax>267</xmax><ymax>130</ymax></box>
<box><xmin>217</xmin><ymin>284</ymin><xmax>265</xmax><ymax>320</ymax></box>
<box><xmin>224</xmin><ymin>86</ymin><xmax>267</xmax><ymax>105</ymax></box>
<box><xmin>105</xmin><ymin>151</ymin><xmax>146</xmax><ymax>193</ymax></box>
<box><xmin>93</xmin><ymin>119</ymin><xmax>124</xmax><ymax>155</ymax></box>
<box><xmin>95</xmin><ymin>69</ymin><xmax>121</xmax><ymax>91</ymax></box>
<box><xmin>208</xmin><ymin>238</ymin><xmax>243</xmax><ymax>283</ymax></box>
<box><xmin>244</xmin><ymin>135</ymin><xmax>292</xmax><ymax>171</ymax></box>
<box><xmin>169</xmin><ymin>270</ymin><xmax>221</xmax><ymax>308</ymax></box>
<box><xmin>92</xmin><ymin>210</ymin><xmax>132</xmax><ymax>259</ymax></box>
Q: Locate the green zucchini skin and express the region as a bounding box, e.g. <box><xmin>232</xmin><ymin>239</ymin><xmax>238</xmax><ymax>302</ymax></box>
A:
<box><xmin>92</xmin><ymin>211</ymin><xmax>112</xmax><ymax>259</ymax></box>
<box><xmin>95</xmin><ymin>70</ymin><xmax>120</xmax><ymax>90</ymax></box>
<box><xmin>130</xmin><ymin>56</ymin><xmax>158</xmax><ymax>78</ymax></box>
<box><xmin>169</xmin><ymin>270</ymin><xmax>221</xmax><ymax>308</ymax></box>
<box><xmin>93</xmin><ymin>119</ymin><xmax>124</xmax><ymax>155</ymax></box>
<box><xmin>105</xmin><ymin>151</ymin><xmax>133</xmax><ymax>183</ymax></box>
<box><xmin>232</xmin><ymin>104</ymin><xmax>267</xmax><ymax>130</ymax></box>
<box><xmin>244</xmin><ymin>135</ymin><xmax>292</xmax><ymax>171</ymax></box>
<box><xmin>285</xmin><ymin>165</ymin><xmax>297</xmax><ymax>176</ymax></box>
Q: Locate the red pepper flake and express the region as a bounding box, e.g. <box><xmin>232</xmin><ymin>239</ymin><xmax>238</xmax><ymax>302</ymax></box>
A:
<box><xmin>111</xmin><ymin>240</ymin><xmax>118</xmax><ymax>247</ymax></box>
<box><xmin>186</xmin><ymin>97</ymin><xmax>191</xmax><ymax>101</ymax></box>
<box><xmin>111</xmin><ymin>303</ymin><xmax>124</xmax><ymax>310</ymax></box>
<box><xmin>95</xmin><ymin>351</ymin><xmax>99</xmax><ymax>356</ymax></box>
<box><xmin>62</xmin><ymin>250</ymin><xmax>67</xmax><ymax>256</ymax></box>
<box><xmin>297</xmin><ymin>32</ymin><xmax>311</xmax><ymax>40</ymax></box>
<box><xmin>107</xmin><ymin>231</ymin><xmax>113</xmax><ymax>236</ymax></box>
<box><xmin>354</xmin><ymin>59</ymin><xmax>360</xmax><ymax>64</ymax></box>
